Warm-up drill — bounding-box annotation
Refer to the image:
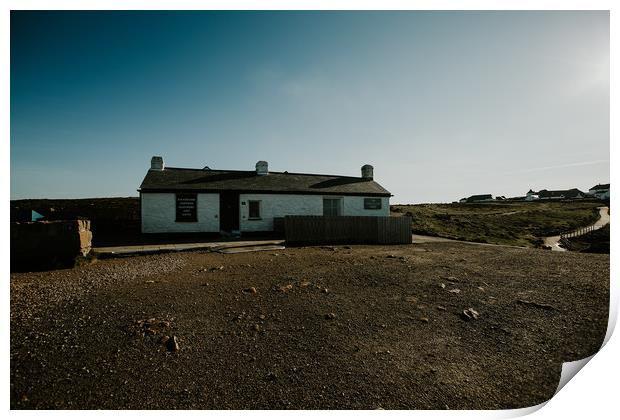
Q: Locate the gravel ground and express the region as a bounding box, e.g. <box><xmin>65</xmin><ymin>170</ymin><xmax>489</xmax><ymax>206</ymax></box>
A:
<box><xmin>10</xmin><ymin>242</ymin><xmax>609</xmax><ymax>409</ymax></box>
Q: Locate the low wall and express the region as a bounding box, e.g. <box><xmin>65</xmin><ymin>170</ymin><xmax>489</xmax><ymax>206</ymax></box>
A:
<box><xmin>11</xmin><ymin>220</ymin><xmax>92</xmax><ymax>270</ymax></box>
<box><xmin>284</xmin><ymin>216</ymin><xmax>412</xmax><ymax>245</ymax></box>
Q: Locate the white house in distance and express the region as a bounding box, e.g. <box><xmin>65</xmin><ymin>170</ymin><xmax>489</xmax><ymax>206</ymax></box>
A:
<box><xmin>525</xmin><ymin>188</ymin><xmax>586</xmax><ymax>200</ymax></box>
<box><xmin>139</xmin><ymin>157</ymin><xmax>391</xmax><ymax>234</ymax></box>
<box><xmin>588</xmin><ymin>183</ymin><xmax>610</xmax><ymax>200</ymax></box>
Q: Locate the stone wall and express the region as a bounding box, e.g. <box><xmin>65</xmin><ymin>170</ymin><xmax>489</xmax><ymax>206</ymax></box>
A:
<box><xmin>11</xmin><ymin>220</ymin><xmax>93</xmax><ymax>270</ymax></box>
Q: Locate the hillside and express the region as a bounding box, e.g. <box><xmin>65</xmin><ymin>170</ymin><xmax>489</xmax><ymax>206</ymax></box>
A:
<box><xmin>391</xmin><ymin>201</ymin><xmax>603</xmax><ymax>247</ymax></box>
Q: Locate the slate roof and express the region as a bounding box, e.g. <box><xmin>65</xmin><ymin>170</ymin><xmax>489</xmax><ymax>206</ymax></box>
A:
<box><xmin>535</xmin><ymin>188</ymin><xmax>585</xmax><ymax>199</ymax></box>
<box><xmin>589</xmin><ymin>183</ymin><xmax>610</xmax><ymax>191</ymax></box>
<box><xmin>139</xmin><ymin>167</ymin><xmax>392</xmax><ymax>197</ymax></box>
<box><xmin>466</xmin><ymin>194</ymin><xmax>494</xmax><ymax>201</ymax></box>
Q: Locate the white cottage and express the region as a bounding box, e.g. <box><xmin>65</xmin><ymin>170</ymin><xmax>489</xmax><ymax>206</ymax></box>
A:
<box><xmin>139</xmin><ymin>157</ymin><xmax>391</xmax><ymax>234</ymax></box>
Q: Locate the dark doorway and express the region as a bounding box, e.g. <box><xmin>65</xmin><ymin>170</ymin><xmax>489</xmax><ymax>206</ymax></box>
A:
<box><xmin>219</xmin><ymin>192</ymin><xmax>240</xmax><ymax>232</ymax></box>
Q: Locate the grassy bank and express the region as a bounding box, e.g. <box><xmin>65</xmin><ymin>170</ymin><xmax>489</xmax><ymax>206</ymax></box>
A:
<box><xmin>392</xmin><ymin>200</ymin><xmax>603</xmax><ymax>247</ymax></box>
<box><xmin>562</xmin><ymin>224</ymin><xmax>610</xmax><ymax>254</ymax></box>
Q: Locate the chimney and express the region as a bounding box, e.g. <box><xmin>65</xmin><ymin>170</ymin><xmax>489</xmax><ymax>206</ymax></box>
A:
<box><xmin>151</xmin><ymin>156</ymin><xmax>164</xmax><ymax>171</ymax></box>
<box><xmin>361</xmin><ymin>164</ymin><xmax>374</xmax><ymax>179</ymax></box>
<box><xmin>256</xmin><ymin>160</ymin><xmax>268</xmax><ymax>176</ymax></box>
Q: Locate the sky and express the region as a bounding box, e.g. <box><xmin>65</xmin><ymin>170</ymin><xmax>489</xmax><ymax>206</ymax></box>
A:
<box><xmin>10</xmin><ymin>11</ymin><xmax>609</xmax><ymax>203</ymax></box>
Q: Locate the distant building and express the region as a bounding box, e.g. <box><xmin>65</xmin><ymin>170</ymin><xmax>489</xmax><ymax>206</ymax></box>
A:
<box><xmin>525</xmin><ymin>189</ymin><xmax>539</xmax><ymax>201</ymax></box>
<box><xmin>463</xmin><ymin>194</ymin><xmax>494</xmax><ymax>203</ymax></box>
<box><xmin>526</xmin><ymin>188</ymin><xmax>586</xmax><ymax>201</ymax></box>
<box><xmin>588</xmin><ymin>183</ymin><xmax>610</xmax><ymax>200</ymax></box>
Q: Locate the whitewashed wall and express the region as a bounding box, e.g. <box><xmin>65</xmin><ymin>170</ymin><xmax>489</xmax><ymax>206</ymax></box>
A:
<box><xmin>239</xmin><ymin>194</ymin><xmax>323</xmax><ymax>231</ymax></box>
<box><xmin>239</xmin><ymin>194</ymin><xmax>390</xmax><ymax>232</ymax></box>
<box><xmin>141</xmin><ymin>193</ymin><xmax>220</xmax><ymax>233</ymax></box>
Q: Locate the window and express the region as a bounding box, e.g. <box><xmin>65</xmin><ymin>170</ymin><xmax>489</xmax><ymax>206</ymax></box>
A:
<box><xmin>364</xmin><ymin>198</ymin><xmax>382</xmax><ymax>210</ymax></box>
<box><xmin>323</xmin><ymin>198</ymin><xmax>342</xmax><ymax>216</ymax></box>
<box><xmin>176</xmin><ymin>194</ymin><xmax>197</xmax><ymax>222</ymax></box>
<box><xmin>248</xmin><ymin>200</ymin><xmax>261</xmax><ymax>219</ymax></box>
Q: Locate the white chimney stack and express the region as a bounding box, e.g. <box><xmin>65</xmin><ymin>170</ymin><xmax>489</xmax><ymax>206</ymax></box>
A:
<box><xmin>256</xmin><ymin>160</ymin><xmax>268</xmax><ymax>176</ymax></box>
<box><xmin>361</xmin><ymin>164</ymin><xmax>374</xmax><ymax>179</ymax></box>
<box><xmin>151</xmin><ymin>156</ymin><xmax>164</xmax><ymax>171</ymax></box>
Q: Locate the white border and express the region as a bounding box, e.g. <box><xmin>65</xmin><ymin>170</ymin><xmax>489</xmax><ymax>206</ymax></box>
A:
<box><xmin>4</xmin><ymin>1</ymin><xmax>615</xmax><ymax>419</ymax></box>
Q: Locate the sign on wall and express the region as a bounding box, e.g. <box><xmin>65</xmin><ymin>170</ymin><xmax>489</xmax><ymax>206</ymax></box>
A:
<box><xmin>176</xmin><ymin>194</ymin><xmax>197</xmax><ymax>222</ymax></box>
<box><xmin>364</xmin><ymin>198</ymin><xmax>382</xmax><ymax>210</ymax></box>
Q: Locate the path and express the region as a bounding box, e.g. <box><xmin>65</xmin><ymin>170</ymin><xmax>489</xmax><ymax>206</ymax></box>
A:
<box><xmin>543</xmin><ymin>206</ymin><xmax>609</xmax><ymax>252</ymax></box>
<box><xmin>92</xmin><ymin>239</ymin><xmax>285</xmax><ymax>258</ymax></box>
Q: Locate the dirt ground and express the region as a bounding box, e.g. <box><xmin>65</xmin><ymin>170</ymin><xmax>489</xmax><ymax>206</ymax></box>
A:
<box><xmin>10</xmin><ymin>242</ymin><xmax>609</xmax><ymax>409</ymax></box>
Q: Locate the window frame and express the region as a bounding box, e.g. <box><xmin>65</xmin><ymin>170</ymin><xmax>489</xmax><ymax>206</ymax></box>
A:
<box><xmin>323</xmin><ymin>197</ymin><xmax>343</xmax><ymax>216</ymax></box>
<box><xmin>248</xmin><ymin>200</ymin><xmax>262</xmax><ymax>220</ymax></box>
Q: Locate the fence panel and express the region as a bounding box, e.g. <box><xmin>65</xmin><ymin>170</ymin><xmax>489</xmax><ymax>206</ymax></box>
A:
<box><xmin>284</xmin><ymin>216</ymin><xmax>412</xmax><ymax>245</ymax></box>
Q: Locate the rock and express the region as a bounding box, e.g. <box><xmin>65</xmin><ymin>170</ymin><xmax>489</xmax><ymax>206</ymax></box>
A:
<box><xmin>436</xmin><ymin>305</ymin><xmax>447</xmax><ymax>311</ymax></box>
<box><xmin>211</xmin><ymin>266</ymin><xmax>224</xmax><ymax>271</ymax></box>
<box><xmin>325</xmin><ymin>313</ymin><xmax>337</xmax><ymax>320</ymax></box>
<box><xmin>251</xmin><ymin>324</ymin><xmax>260</xmax><ymax>332</ymax></box>
<box><xmin>321</xmin><ymin>288</ymin><xmax>329</xmax><ymax>294</ymax></box>
<box><xmin>448</xmin><ymin>288</ymin><xmax>461</xmax><ymax>294</ymax></box>
<box><xmin>461</xmin><ymin>308</ymin><xmax>480</xmax><ymax>321</ymax></box>
<box><xmin>299</xmin><ymin>281</ymin><xmax>311</xmax><ymax>288</ymax></box>
<box><xmin>440</xmin><ymin>283</ymin><xmax>446</xmax><ymax>289</ymax></box>
<box><xmin>386</xmin><ymin>254</ymin><xmax>398</xmax><ymax>259</ymax></box>
<box><xmin>279</xmin><ymin>284</ymin><xmax>293</xmax><ymax>293</ymax></box>
<box><xmin>243</xmin><ymin>287</ymin><xmax>258</xmax><ymax>294</ymax></box>
<box><xmin>166</xmin><ymin>336</ymin><xmax>180</xmax><ymax>352</ymax></box>
<box><xmin>258</xmin><ymin>315</ymin><xmax>266</xmax><ymax>320</ymax></box>
<box><xmin>144</xmin><ymin>280</ymin><xmax>155</xmax><ymax>284</ymax></box>
<box><xmin>419</xmin><ymin>317</ymin><xmax>429</xmax><ymax>323</ymax></box>
<box><xmin>159</xmin><ymin>335</ymin><xmax>170</xmax><ymax>344</ymax></box>
<box><xmin>515</xmin><ymin>299</ymin><xmax>556</xmax><ymax>310</ymax></box>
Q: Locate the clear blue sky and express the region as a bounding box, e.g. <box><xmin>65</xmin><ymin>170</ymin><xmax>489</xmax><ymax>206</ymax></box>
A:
<box><xmin>10</xmin><ymin>11</ymin><xmax>609</xmax><ymax>203</ymax></box>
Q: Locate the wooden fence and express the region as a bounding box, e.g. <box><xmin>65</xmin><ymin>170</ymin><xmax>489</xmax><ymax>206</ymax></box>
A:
<box><xmin>560</xmin><ymin>225</ymin><xmax>598</xmax><ymax>240</ymax></box>
<box><xmin>559</xmin><ymin>225</ymin><xmax>599</xmax><ymax>250</ymax></box>
<box><xmin>284</xmin><ymin>216</ymin><xmax>412</xmax><ymax>245</ymax></box>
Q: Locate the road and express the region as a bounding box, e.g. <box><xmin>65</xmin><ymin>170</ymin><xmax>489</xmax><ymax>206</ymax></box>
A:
<box><xmin>544</xmin><ymin>206</ymin><xmax>609</xmax><ymax>252</ymax></box>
